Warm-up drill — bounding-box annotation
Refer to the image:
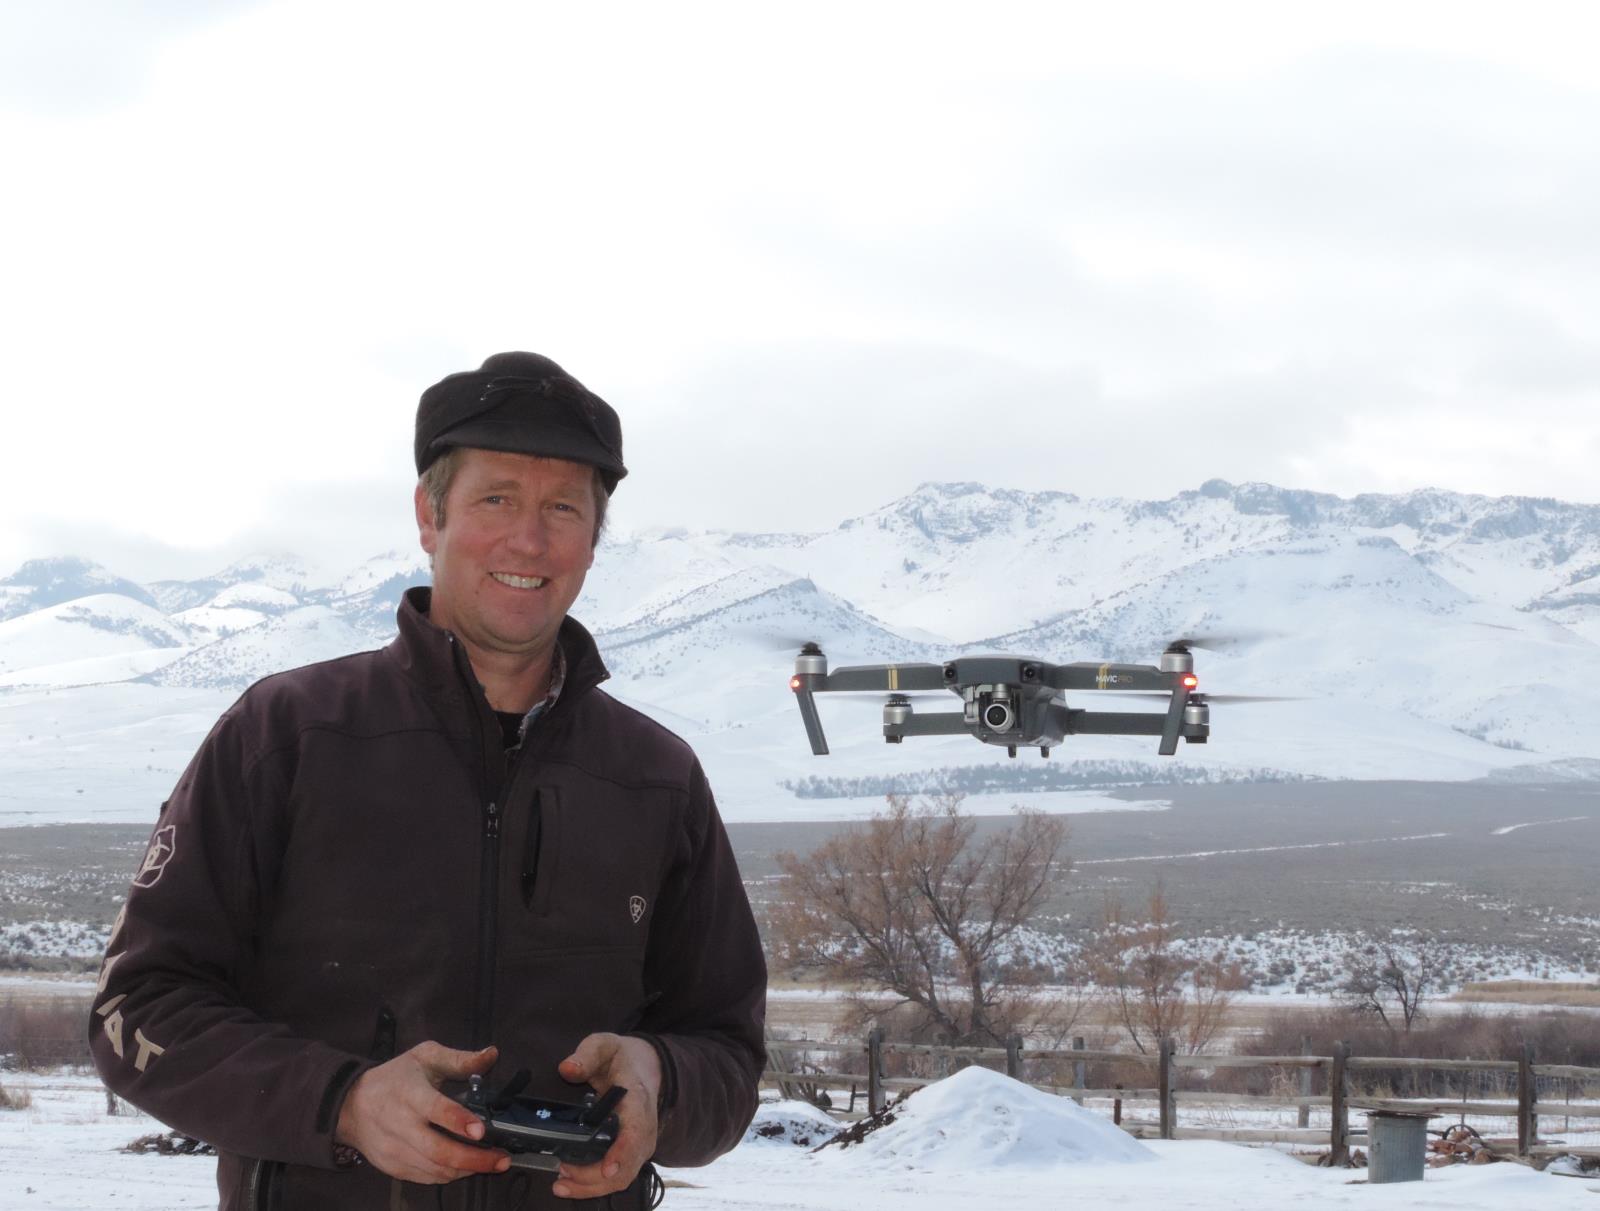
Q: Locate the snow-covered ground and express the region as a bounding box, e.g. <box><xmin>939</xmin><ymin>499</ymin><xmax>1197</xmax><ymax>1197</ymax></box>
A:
<box><xmin>3</xmin><ymin>1068</ymin><xmax>1596</xmax><ymax>1210</ymax></box>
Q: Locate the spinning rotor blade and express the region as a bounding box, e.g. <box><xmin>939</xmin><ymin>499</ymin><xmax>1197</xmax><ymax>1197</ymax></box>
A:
<box><xmin>727</xmin><ymin>625</ymin><xmax>829</xmax><ymax>651</ymax></box>
<box><xmin>1165</xmin><ymin>628</ymin><xmax>1286</xmax><ymax>652</ymax></box>
<box><xmin>1196</xmin><ymin>693</ymin><xmax>1304</xmax><ymax>704</ymax></box>
<box><xmin>1112</xmin><ymin>692</ymin><xmax>1305</xmax><ymax>703</ymax></box>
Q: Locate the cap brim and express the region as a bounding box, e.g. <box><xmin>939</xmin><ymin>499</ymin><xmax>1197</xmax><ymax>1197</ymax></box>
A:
<box><xmin>427</xmin><ymin>417</ymin><xmax>627</xmax><ymax>482</ymax></box>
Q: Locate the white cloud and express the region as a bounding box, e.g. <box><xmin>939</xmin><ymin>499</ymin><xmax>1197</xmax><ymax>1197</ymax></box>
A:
<box><xmin>5</xmin><ymin>0</ymin><xmax>1600</xmax><ymax>580</ymax></box>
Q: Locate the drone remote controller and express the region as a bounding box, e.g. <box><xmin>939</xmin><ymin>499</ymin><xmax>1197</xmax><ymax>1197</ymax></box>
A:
<box><xmin>437</xmin><ymin>1071</ymin><xmax>625</xmax><ymax>1173</ymax></box>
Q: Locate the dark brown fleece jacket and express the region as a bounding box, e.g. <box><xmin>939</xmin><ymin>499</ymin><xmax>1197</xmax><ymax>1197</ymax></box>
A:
<box><xmin>90</xmin><ymin>589</ymin><xmax>766</xmax><ymax>1209</ymax></box>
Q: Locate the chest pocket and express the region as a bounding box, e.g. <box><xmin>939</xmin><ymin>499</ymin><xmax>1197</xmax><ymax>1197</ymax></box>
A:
<box><xmin>502</xmin><ymin>783</ymin><xmax>673</xmax><ymax>953</ymax></box>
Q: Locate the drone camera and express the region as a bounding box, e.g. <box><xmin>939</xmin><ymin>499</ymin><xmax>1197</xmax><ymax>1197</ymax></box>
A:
<box><xmin>982</xmin><ymin>701</ymin><xmax>1016</xmax><ymax>731</ymax></box>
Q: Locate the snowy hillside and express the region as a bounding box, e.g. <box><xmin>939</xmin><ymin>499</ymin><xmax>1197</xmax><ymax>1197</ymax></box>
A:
<box><xmin>0</xmin><ymin>594</ymin><xmax>193</xmax><ymax>690</ymax></box>
<box><xmin>3</xmin><ymin>478</ymin><xmax>1599</xmax><ymax>823</ymax></box>
<box><xmin>147</xmin><ymin>607</ymin><xmax>373</xmax><ymax>691</ymax></box>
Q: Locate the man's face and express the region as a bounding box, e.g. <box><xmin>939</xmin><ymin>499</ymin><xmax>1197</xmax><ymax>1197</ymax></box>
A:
<box><xmin>415</xmin><ymin>448</ymin><xmax>598</xmax><ymax>664</ymax></box>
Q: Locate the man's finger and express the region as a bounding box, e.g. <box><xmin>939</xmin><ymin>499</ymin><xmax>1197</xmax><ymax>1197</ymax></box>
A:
<box><xmin>417</xmin><ymin>1042</ymin><xmax>498</xmax><ymax>1082</ymax></box>
<box><xmin>423</xmin><ymin>1090</ymin><xmax>486</xmax><ymax>1141</ymax></box>
<box><xmin>420</xmin><ymin>1129</ymin><xmax>510</xmax><ymax>1176</ymax></box>
<box><xmin>554</xmin><ymin>1123</ymin><xmax>650</xmax><ymax>1197</ymax></box>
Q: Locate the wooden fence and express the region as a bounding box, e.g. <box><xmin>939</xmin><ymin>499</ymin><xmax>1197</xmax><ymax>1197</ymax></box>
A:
<box><xmin>764</xmin><ymin>1031</ymin><xmax>1600</xmax><ymax>1162</ymax></box>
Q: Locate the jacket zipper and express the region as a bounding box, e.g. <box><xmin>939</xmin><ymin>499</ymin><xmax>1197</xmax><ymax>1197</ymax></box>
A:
<box><xmin>471</xmin><ymin>797</ymin><xmax>500</xmax><ymax>1050</ymax></box>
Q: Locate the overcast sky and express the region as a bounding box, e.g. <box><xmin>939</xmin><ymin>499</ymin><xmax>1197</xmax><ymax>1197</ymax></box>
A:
<box><xmin>5</xmin><ymin>1</ymin><xmax>1598</xmax><ymax>582</ymax></box>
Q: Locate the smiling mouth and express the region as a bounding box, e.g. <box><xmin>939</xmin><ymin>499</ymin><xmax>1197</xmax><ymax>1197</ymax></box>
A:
<box><xmin>491</xmin><ymin>572</ymin><xmax>548</xmax><ymax>590</ymax></box>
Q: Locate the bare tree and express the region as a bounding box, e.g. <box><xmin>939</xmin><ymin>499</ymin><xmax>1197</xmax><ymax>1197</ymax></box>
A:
<box><xmin>770</xmin><ymin>793</ymin><xmax>1072</xmax><ymax>1046</ymax></box>
<box><xmin>1339</xmin><ymin>934</ymin><xmax>1441</xmax><ymax>1034</ymax></box>
<box><xmin>1089</xmin><ymin>882</ymin><xmax>1242</xmax><ymax>1055</ymax></box>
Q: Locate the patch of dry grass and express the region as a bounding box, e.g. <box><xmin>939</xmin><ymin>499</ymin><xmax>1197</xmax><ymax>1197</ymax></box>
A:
<box><xmin>0</xmin><ymin>1075</ymin><xmax>32</xmax><ymax>1110</ymax></box>
<box><xmin>1452</xmin><ymin>980</ymin><xmax>1600</xmax><ymax>1007</ymax></box>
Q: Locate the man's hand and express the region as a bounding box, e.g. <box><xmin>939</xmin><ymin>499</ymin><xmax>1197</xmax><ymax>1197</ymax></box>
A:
<box><xmin>551</xmin><ymin>1034</ymin><xmax>661</xmax><ymax>1201</ymax></box>
<box><xmin>335</xmin><ymin>1041</ymin><xmax>510</xmax><ymax>1184</ymax></box>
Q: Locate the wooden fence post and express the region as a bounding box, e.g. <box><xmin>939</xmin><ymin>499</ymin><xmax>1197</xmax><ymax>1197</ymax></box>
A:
<box><xmin>763</xmin><ymin>1028</ymin><xmax>801</xmax><ymax>1103</ymax></box>
<box><xmin>1005</xmin><ymin>1034</ymin><xmax>1023</xmax><ymax>1080</ymax></box>
<box><xmin>1518</xmin><ymin>1042</ymin><xmax>1536</xmax><ymax>1157</ymax></box>
<box><xmin>867</xmin><ymin>1027</ymin><xmax>886</xmax><ymax>1116</ymax></box>
<box><xmin>1072</xmin><ymin>1036</ymin><xmax>1086</xmax><ymax>1106</ymax></box>
<box><xmin>1113</xmin><ymin>1085</ymin><xmax>1123</xmax><ymax>1126</ymax></box>
<box><xmin>1298</xmin><ymin>1035</ymin><xmax>1312</xmax><ymax>1129</ymax></box>
<box><xmin>1329</xmin><ymin>1041</ymin><xmax>1350</xmax><ymax>1166</ymax></box>
<box><xmin>1158</xmin><ymin>1036</ymin><xmax>1176</xmax><ymax>1140</ymax></box>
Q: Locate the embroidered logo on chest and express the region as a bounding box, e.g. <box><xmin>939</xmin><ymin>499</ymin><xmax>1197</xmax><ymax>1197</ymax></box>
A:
<box><xmin>629</xmin><ymin>895</ymin><xmax>646</xmax><ymax>924</ymax></box>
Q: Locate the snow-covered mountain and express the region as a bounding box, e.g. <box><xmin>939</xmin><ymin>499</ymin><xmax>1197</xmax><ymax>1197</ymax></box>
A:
<box><xmin>0</xmin><ymin>557</ymin><xmax>159</xmax><ymax>623</ymax></box>
<box><xmin>144</xmin><ymin>554</ymin><xmax>314</xmax><ymax>615</ymax></box>
<box><xmin>3</xmin><ymin>479</ymin><xmax>1599</xmax><ymax>825</ymax></box>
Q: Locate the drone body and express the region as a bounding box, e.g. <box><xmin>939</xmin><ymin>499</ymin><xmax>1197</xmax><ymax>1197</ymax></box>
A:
<box><xmin>790</xmin><ymin>643</ymin><xmax>1224</xmax><ymax>757</ymax></box>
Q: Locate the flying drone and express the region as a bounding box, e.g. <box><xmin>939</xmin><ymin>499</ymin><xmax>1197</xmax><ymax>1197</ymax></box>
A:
<box><xmin>790</xmin><ymin>640</ymin><xmax>1280</xmax><ymax>758</ymax></box>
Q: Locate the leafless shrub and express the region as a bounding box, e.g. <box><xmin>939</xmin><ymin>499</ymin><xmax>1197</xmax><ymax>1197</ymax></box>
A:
<box><xmin>1339</xmin><ymin>934</ymin><xmax>1443</xmax><ymax>1034</ymax></box>
<box><xmin>771</xmin><ymin>793</ymin><xmax>1074</xmax><ymax>1048</ymax></box>
<box><xmin>0</xmin><ymin>1075</ymin><xmax>32</xmax><ymax>1110</ymax></box>
<box><xmin>0</xmin><ymin>994</ymin><xmax>94</xmax><ymax>1070</ymax></box>
<box><xmin>1087</xmin><ymin>881</ymin><xmax>1245</xmax><ymax>1055</ymax></box>
<box><xmin>1230</xmin><ymin>1005</ymin><xmax>1600</xmax><ymax>1100</ymax></box>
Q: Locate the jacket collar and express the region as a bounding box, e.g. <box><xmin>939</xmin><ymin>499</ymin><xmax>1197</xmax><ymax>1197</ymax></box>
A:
<box><xmin>388</xmin><ymin>587</ymin><xmax>610</xmax><ymax>723</ymax></box>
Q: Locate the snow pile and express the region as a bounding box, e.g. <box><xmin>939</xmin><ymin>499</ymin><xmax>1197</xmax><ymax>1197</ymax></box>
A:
<box><xmin>819</xmin><ymin>1066</ymin><xmax>1154</xmax><ymax>1170</ymax></box>
<box><xmin>744</xmin><ymin>1100</ymin><xmax>842</xmax><ymax>1147</ymax></box>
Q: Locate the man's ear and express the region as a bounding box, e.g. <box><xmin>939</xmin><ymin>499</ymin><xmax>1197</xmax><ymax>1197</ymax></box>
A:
<box><xmin>415</xmin><ymin>482</ymin><xmax>439</xmax><ymax>555</ymax></box>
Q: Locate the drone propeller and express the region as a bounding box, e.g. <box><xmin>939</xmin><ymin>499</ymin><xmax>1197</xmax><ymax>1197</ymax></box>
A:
<box><xmin>1114</xmin><ymin>691</ymin><xmax>1305</xmax><ymax>703</ymax></box>
<box><xmin>1164</xmin><ymin>628</ymin><xmax>1286</xmax><ymax>653</ymax></box>
<box><xmin>723</xmin><ymin>627</ymin><xmax>827</xmax><ymax>652</ymax></box>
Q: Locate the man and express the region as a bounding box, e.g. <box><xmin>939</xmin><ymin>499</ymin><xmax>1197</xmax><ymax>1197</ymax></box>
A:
<box><xmin>90</xmin><ymin>352</ymin><xmax>768</xmax><ymax>1209</ymax></box>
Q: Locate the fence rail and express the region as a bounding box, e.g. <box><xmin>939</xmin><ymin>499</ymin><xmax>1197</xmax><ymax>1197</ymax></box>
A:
<box><xmin>764</xmin><ymin>1030</ymin><xmax>1600</xmax><ymax>1162</ymax></box>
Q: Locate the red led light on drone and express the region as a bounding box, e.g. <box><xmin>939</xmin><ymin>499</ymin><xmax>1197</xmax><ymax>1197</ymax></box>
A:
<box><xmin>1182</xmin><ymin>674</ymin><xmax>1199</xmax><ymax>689</ymax></box>
<box><xmin>790</xmin><ymin>676</ymin><xmax>802</xmax><ymax>690</ymax></box>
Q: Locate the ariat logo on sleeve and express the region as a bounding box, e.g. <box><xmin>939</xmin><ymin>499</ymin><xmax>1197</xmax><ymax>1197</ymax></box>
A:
<box><xmin>629</xmin><ymin>895</ymin><xmax>646</xmax><ymax>924</ymax></box>
<box><xmin>133</xmin><ymin>826</ymin><xmax>176</xmax><ymax>889</ymax></box>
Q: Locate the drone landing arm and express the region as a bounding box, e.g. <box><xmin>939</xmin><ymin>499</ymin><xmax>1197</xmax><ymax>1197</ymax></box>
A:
<box><xmin>794</xmin><ymin>685</ymin><xmax>829</xmax><ymax>755</ymax></box>
<box><xmin>1159</xmin><ymin>686</ymin><xmax>1187</xmax><ymax>756</ymax></box>
<box><xmin>1049</xmin><ymin>691</ymin><xmax>1194</xmax><ymax>754</ymax></box>
<box><xmin>1055</xmin><ymin>709</ymin><xmax>1167</xmax><ymax>737</ymax></box>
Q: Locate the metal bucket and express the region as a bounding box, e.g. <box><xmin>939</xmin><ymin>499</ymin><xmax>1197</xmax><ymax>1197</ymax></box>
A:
<box><xmin>1366</xmin><ymin>1112</ymin><xmax>1431</xmax><ymax>1183</ymax></box>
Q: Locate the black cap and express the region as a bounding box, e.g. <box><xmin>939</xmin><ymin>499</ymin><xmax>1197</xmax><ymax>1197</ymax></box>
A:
<box><xmin>414</xmin><ymin>352</ymin><xmax>628</xmax><ymax>493</ymax></box>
